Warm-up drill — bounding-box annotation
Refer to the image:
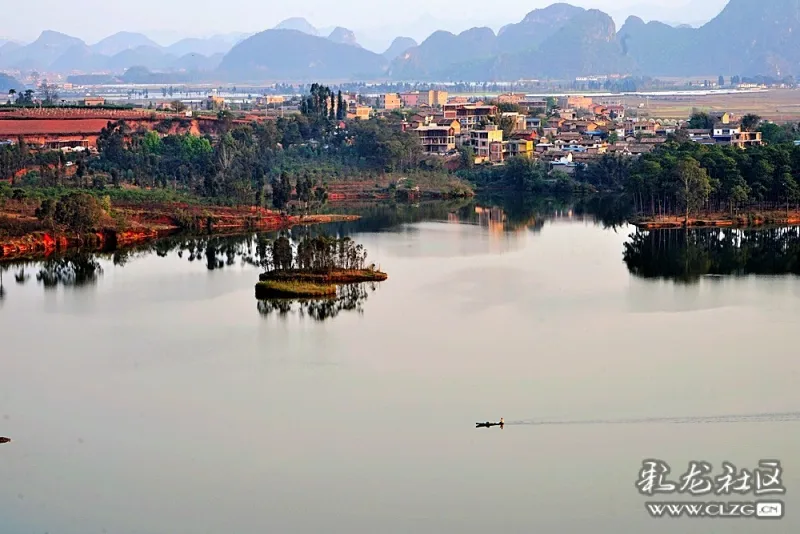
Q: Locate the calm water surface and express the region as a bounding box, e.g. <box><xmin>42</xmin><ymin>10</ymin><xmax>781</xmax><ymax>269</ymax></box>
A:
<box><xmin>1</xmin><ymin>204</ymin><xmax>799</xmax><ymax>533</ymax></box>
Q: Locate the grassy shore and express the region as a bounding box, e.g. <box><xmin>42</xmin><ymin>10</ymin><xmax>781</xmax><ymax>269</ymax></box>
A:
<box><xmin>259</xmin><ymin>269</ymin><xmax>389</xmax><ymax>284</ymax></box>
<box><xmin>255</xmin><ymin>269</ymin><xmax>388</xmax><ymax>299</ymax></box>
<box><xmin>255</xmin><ymin>280</ymin><xmax>338</xmax><ymax>299</ymax></box>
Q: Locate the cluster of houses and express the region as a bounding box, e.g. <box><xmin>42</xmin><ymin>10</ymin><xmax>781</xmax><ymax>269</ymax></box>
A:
<box><xmin>360</xmin><ymin>91</ymin><xmax>764</xmax><ymax>172</ymax></box>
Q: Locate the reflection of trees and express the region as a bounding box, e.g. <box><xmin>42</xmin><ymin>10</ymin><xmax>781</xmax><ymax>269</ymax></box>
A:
<box><xmin>623</xmin><ymin>227</ymin><xmax>800</xmax><ymax>283</ymax></box>
<box><xmin>573</xmin><ymin>194</ymin><xmax>632</xmax><ymax>230</ymax></box>
<box><xmin>36</xmin><ymin>254</ymin><xmax>104</xmax><ymax>288</ymax></box>
<box><xmin>257</xmin><ymin>283</ymin><xmax>373</xmax><ymax>322</ymax></box>
<box><xmin>0</xmin><ymin>264</ymin><xmax>7</xmax><ymax>304</ymax></box>
<box><xmin>319</xmin><ymin>200</ymin><xmax>475</xmax><ymax>234</ymax></box>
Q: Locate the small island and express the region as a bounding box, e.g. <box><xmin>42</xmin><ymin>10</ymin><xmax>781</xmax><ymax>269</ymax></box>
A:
<box><xmin>254</xmin><ymin>235</ymin><xmax>387</xmax><ymax>299</ymax></box>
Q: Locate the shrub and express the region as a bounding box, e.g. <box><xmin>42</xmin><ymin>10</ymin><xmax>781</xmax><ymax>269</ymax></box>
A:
<box><xmin>53</xmin><ymin>192</ymin><xmax>107</xmax><ymax>232</ymax></box>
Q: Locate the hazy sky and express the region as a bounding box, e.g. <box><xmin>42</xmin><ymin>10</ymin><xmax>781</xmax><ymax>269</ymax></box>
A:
<box><xmin>1</xmin><ymin>0</ymin><xmax>730</xmax><ymax>49</ymax></box>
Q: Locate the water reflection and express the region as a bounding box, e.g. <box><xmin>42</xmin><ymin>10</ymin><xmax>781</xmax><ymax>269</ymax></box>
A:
<box><xmin>257</xmin><ymin>283</ymin><xmax>373</xmax><ymax>322</ymax></box>
<box><xmin>36</xmin><ymin>255</ymin><xmax>103</xmax><ymax>288</ymax></box>
<box><xmin>624</xmin><ymin>227</ymin><xmax>800</xmax><ymax>283</ymax></box>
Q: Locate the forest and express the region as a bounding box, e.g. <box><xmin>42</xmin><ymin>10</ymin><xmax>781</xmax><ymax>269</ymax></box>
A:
<box><xmin>576</xmin><ymin>140</ymin><xmax>800</xmax><ymax>220</ymax></box>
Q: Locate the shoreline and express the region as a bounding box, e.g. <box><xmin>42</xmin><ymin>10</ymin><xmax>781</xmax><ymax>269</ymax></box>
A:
<box><xmin>0</xmin><ymin>205</ymin><xmax>360</xmax><ymax>261</ymax></box>
<box><xmin>255</xmin><ymin>269</ymin><xmax>389</xmax><ymax>299</ymax></box>
<box><xmin>633</xmin><ymin>210</ymin><xmax>800</xmax><ymax>230</ymax></box>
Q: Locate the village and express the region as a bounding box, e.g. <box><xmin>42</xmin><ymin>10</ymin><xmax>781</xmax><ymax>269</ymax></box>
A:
<box><xmin>0</xmin><ymin>84</ymin><xmax>770</xmax><ymax>180</ymax></box>
<box><xmin>385</xmin><ymin>91</ymin><xmax>764</xmax><ymax>171</ymax></box>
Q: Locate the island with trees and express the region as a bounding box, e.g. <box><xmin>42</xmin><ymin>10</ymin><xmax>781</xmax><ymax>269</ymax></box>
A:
<box><xmin>253</xmin><ymin>234</ymin><xmax>387</xmax><ymax>298</ymax></box>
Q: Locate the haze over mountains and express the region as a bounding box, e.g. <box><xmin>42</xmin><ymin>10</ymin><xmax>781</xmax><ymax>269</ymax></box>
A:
<box><xmin>1</xmin><ymin>1</ymin><xmax>799</xmax><ymax>83</ymax></box>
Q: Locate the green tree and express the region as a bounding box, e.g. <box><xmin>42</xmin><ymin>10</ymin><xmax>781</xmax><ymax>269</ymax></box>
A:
<box><xmin>674</xmin><ymin>158</ymin><xmax>711</xmax><ymax>225</ymax></box>
<box><xmin>688</xmin><ymin>112</ymin><xmax>714</xmax><ymax>130</ymax></box>
<box><xmin>741</xmin><ymin>114</ymin><xmax>761</xmax><ymax>132</ymax></box>
<box><xmin>52</xmin><ymin>192</ymin><xmax>108</xmax><ymax>232</ymax></box>
<box><xmin>271</xmin><ymin>236</ymin><xmax>293</xmax><ymax>270</ymax></box>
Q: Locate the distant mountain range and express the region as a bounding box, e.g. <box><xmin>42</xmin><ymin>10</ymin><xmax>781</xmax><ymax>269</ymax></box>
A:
<box><xmin>0</xmin><ymin>30</ymin><xmax>245</xmax><ymax>76</ymax></box>
<box><xmin>0</xmin><ymin>72</ymin><xmax>20</xmax><ymax>93</ymax></box>
<box><xmin>2</xmin><ymin>1</ymin><xmax>800</xmax><ymax>83</ymax></box>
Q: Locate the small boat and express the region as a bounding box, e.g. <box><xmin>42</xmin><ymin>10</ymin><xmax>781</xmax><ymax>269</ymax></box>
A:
<box><xmin>0</xmin><ymin>437</ymin><xmax>11</xmax><ymax>444</ymax></box>
<box><xmin>476</xmin><ymin>418</ymin><xmax>504</xmax><ymax>429</ymax></box>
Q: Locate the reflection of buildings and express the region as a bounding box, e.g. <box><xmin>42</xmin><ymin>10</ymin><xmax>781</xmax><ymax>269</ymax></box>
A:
<box><xmin>475</xmin><ymin>206</ymin><xmax>507</xmax><ymax>235</ymax></box>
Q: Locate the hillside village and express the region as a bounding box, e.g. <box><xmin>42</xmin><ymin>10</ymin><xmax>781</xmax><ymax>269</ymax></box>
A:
<box><xmin>0</xmin><ymin>85</ymin><xmax>770</xmax><ymax>179</ymax></box>
<box><xmin>342</xmin><ymin>90</ymin><xmax>764</xmax><ymax>172</ymax></box>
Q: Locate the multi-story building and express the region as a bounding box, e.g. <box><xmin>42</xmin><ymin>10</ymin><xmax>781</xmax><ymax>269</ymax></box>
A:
<box><xmin>400</xmin><ymin>92</ymin><xmax>420</xmax><ymax>108</ymax></box>
<box><xmin>488</xmin><ymin>138</ymin><xmax>536</xmax><ymax>164</ymax></box>
<box><xmin>470</xmin><ymin>125</ymin><xmax>504</xmax><ymax>162</ymax></box>
<box><xmin>378</xmin><ymin>93</ymin><xmax>402</xmax><ymax>110</ymax></box>
<box><xmin>519</xmin><ymin>99</ymin><xmax>548</xmax><ymax>113</ymax></box>
<box><xmin>347</xmin><ymin>104</ymin><xmax>372</xmax><ymax>120</ymax></box>
<box><xmin>712</xmin><ymin>122</ymin><xmax>762</xmax><ymax>147</ymax></box>
<box><xmin>443</xmin><ymin>103</ymin><xmax>498</xmax><ymax>131</ymax></box>
<box><xmin>415</xmin><ymin>120</ymin><xmax>461</xmax><ymax>154</ymax></box>
<box><xmin>557</xmin><ymin>95</ymin><xmax>593</xmax><ymax>110</ymax></box>
<box><xmin>501</xmin><ymin>112</ymin><xmax>526</xmax><ymax>133</ymax></box>
<box><xmin>419</xmin><ymin>90</ymin><xmax>449</xmax><ymax>108</ymax></box>
<box><xmin>497</xmin><ymin>92</ymin><xmax>525</xmax><ymax>105</ymax></box>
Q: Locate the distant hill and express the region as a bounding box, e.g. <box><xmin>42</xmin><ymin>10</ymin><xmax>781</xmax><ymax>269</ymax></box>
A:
<box><xmin>0</xmin><ymin>30</ymin><xmax>84</xmax><ymax>71</ymax></box>
<box><xmin>105</xmin><ymin>46</ymin><xmax>177</xmax><ymax>72</ymax></box>
<box><xmin>496</xmin><ymin>3</ymin><xmax>585</xmax><ymax>53</ymax></box>
<box><xmin>217</xmin><ymin>29</ymin><xmax>387</xmax><ymax>81</ymax></box>
<box><xmin>49</xmin><ymin>44</ymin><xmax>110</xmax><ymax>73</ymax></box>
<box><xmin>165</xmin><ymin>34</ymin><xmax>246</xmax><ymax>57</ymax></box>
<box><xmin>171</xmin><ymin>52</ymin><xmax>224</xmax><ymax>72</ymax></box>
<box><xmin>382</xmin><ymin>37</ymin><xmax>417</xmax><ymax>61</ymax></box>
<box><xmin>389</xmin><ymin>27</ymin><xmax>497</xmax><ymax>80</ymax></box>
<box><xmin>274</xmin><ymin>18</ymin><xmax>319</xmax><ymax>36</ymax></box>
<box><xmin>10</xmin><ymin>1</ymin><xmax>800</xmax><ymax>81</ymax></box>
<box><xmin>0</xmin><ymin>72</ymin><xmax>21</xmax><ymax>93</ymax></box>
<box><xmin>619</xmin><ymin>0</ymin><xmax>800</xmax><ymax>76</ymax></box>
<box><xmin>388</xmin><ymin>4</ymin><xmax>601</xmax><ymax>80</ymax></box>
<box><xmin>92</xmin><ymin>32</ymin><xmax>161</xmax><ymax>56</ymax></box>
<box><xmin>328</xmin><ymin>27</ymin><xmax>359</xmax><ymax>47</ymax></box>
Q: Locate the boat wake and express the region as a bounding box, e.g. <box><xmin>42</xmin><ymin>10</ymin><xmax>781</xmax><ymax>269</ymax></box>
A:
<box><xmin>506</xmin><ymin>412</ymin><xmax>800</xmax><ymax>426</ymax></box>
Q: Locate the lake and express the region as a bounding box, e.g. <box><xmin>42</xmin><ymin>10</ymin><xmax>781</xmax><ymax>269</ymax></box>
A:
<box><xmin>1</xmin><ymin>201</ymin><xmax>799</xmax><ymax>533</ymax></box>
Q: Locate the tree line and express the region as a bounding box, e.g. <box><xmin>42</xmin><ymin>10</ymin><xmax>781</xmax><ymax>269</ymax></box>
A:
<box><xmin>253</xmin><ymin>234</ymin><xmax>369</xmax><ymax>273</ymax></box>
<box><xmin>576</xmin><ymin>140</ymin><xmax>800</xmax><ymax>221</ymax></box>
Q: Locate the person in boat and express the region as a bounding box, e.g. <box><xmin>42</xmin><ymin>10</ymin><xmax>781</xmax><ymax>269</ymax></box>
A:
<box><xmin>476</xmin><ymin>418</ymin><xmax>504</xmax><ymax>428</ymax></box>
<box><xmin>0</xmin><ymin>437</ymin><xmax>11</xmax><ymax>444</ymax></box>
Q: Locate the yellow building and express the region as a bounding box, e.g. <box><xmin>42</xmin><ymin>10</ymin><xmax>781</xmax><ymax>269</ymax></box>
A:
<box><xmin>378</xmin><ymin>93</ymin><xmax>401</xmax><ymax>110</ymax></box>
<box><xmin>82</xmin><ymin>97</ymin><xmax>105</xmax><ymax>107</ymax></box>
<box><xmin>207</xmin><ymin>95</ymin><xmax>225</xmax><ymax>110</ymax></box>
<box><xmin>557</xmin><ymin>95</ymin><xmax>593</xmax><ymax>110</ymax></box>
<box><xmin>508</xmin><ymin>139</ymin><xmax>534</xmax><ymax>159</ymax></box>
<box><xmin>348</xmin><ymin>105</ymin><xmax>372</xmax><ymax>120</ymax></box>
<box><xmin>420</xmin><ymin>90</ymin><xmax>448</xmax><ymax>108</ymax></box>
<box><xmin>470</xmin><ymin>125</ymin><xmax>504</xmax><ymax>162</ymax></box>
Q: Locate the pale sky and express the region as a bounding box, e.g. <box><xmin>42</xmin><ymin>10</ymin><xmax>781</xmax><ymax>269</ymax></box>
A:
<box><xmin>2</xmin><ymin>0</ymin><xmax>729</xmax><ymax>51</ymax></box>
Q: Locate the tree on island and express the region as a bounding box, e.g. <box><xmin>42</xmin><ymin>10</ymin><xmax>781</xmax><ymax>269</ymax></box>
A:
<box><xmin>257</xmin><ymin>235</ymin><xmax>369</xmax><ymax>274</ymax></box>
